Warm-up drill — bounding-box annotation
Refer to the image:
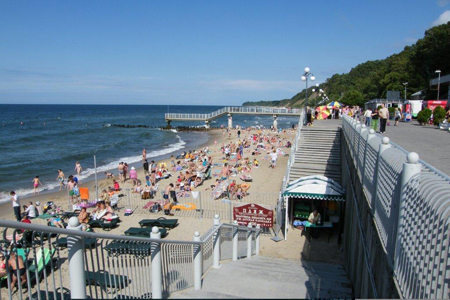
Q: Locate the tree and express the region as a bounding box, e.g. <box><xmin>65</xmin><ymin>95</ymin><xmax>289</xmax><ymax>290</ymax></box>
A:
<box><xmin>433</xmin><ymin>106</ymin><xmax>446</xmax><ymax>126</ymax></box>
<box><xmin>343</xmin><ymin>90</ymin><xmax>365</xmax><ymax>106</ymax></box>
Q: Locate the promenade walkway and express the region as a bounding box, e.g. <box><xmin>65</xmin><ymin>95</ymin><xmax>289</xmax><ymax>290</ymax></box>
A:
<box><xmin>375</xmin><ymin>121</ymin><xmax>450</xmax><ymax>176</ymax></box>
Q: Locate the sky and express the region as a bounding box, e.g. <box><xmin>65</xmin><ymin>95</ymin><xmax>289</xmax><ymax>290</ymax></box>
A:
<box><xmin>1</xmin><ymin>1</ymin><xmax>449</xmax><ymax>106</ymax></box>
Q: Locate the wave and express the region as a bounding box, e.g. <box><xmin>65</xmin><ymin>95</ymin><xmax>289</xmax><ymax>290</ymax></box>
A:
<box><xmin>0</xmin><ymin>136</ymin><xmax>187</xmax><ymax>204</ymax></box>
<box><xmin>71</xmin><ymin>135</ymin><xmax>186</xmax><ymax>182</ymax></box>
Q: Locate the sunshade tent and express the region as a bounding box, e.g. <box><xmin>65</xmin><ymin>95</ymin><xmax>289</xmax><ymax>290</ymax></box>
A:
<box><xmin>282</xmin><ymin>175</ymin><xmax>345</xmax><ymax>240</ymax></box>
<box><xmin>326</xmin><ymin>101</ymin><xmax>342</xmax><ymax>109</ymax></box>
<box><xmin>283</xmin><ymin>175</ymin><xmax>345</xmax><ymax>201</ymax></box>
<box><xmin>315</xmin><ymin>106</ymin><xmax>330</xmax><ymax>120</ymax></box>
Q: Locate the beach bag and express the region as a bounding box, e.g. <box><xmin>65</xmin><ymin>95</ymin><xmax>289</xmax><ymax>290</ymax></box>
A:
<box><xmin>124</xmin><ymin>208</ymin><xmax>133</xmax><ymax>216</ymax></box>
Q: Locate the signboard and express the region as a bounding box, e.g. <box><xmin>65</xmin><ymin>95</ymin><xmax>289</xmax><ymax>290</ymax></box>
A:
<box><xmin>233</xmin><ymin>203</ymin><xmax>273</xmax><ymax>228</ymax></box>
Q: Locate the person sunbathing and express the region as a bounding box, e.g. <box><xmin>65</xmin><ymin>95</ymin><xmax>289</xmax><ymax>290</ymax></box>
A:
<box><xmin>8</xmin><ymin>249</ymin><xmax>27</xmax><ymax>293</ymax></box>
<box><xmin>194</xmin><ymin>176</ymin><xmax>203</xmax><ymax>188</ymax></box>
<box><xmin>78</xmin><ymin>207</ymin><xmax>89</xmax><ymax>224</ymax></box>
<box><xmin>49</xmin><ymin>217</ymin><xmax>64</xmax><ymax>228</ymax></box>
<box><xmin>0</xmin><ymin>253</ymin><xmax>7</xmax><ymax>278</ymax></box>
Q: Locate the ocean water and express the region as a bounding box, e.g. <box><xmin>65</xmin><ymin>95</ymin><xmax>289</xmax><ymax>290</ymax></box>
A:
<box><xmin>0</xmin><ymin>104</ymin><xmax>299</xmax><ymax>203</ymax></box>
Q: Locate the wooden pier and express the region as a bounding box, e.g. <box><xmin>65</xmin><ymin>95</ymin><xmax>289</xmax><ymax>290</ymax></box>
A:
<box><xmin>164</xmin><ymin>106</ymin><xmax>302</xmax><ymax>128</ymax></box>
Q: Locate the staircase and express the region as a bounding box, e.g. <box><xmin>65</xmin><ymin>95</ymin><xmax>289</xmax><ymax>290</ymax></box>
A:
<box><xmin>170</xmin><ymin>256</ymin><xmax>352</xmax><ymax>298</ymax></box>
<box><xmin>289</xmin><ymin>127</ymin><xmax>341</xmax><ymax>183</ymax></box>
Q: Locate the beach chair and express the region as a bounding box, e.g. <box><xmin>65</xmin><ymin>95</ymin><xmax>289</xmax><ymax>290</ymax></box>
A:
<box><xmin>85</xmin><ymin>270</ymin><xmax>129</xmax><ymax>294</ymax></box>
<box><xmin>105</xmin><ymin>240</ymin><xmax>152</xmax><ymax>256</ymax></box>
<box><xmin>88</xmin><ymin>218</ymin><xmax>119</xmax><ymax>231</ymax></box>
<box><xmin>138</xmin><ymin>217</ymin><xmax>179</xmax><ymax>229</ymax></box>
<box><xmin>53</xmin><ymin>236</ymin><xmax>97</xmax><ymax>250</ymax></box>
<box><xmin>124</xmin><ymin>227</ymin><xmax>168</xmax><ymax>238</ymax></box>
<box><xmin>61</xmin><ymin>211</ymin><xmax>80</xmax><ymax>220</ymax></box>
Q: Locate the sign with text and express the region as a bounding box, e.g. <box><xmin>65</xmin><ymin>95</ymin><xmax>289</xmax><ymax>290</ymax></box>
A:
<box><xmin>233</xmin><ymin>203</ymin><xmax>273</xmax><ymax>228</ymax></box>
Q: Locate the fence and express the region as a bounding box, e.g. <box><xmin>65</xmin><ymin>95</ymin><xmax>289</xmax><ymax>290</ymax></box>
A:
<box><xmin>0</xmin><ymin>215</ymin><xmax>260</xmax><ymax>299</ymax></box>
<box><xmin>272</xmin><ymin>112</ymin><xmax>305</xmax><ymax>240</ymax></box>
<box><xmin>342</xmin><ymin>115</ymin><xmax>450</xmax><ymax>298</ymax></box>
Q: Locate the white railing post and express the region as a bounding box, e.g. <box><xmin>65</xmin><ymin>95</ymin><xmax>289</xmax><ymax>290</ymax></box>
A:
<box><xmin>193</xmin><ymin>231</ymin><xmax>202</xmax><ymax>290</ymax></box>
<box><xmin>256</xmin><ymin>224</ymin><xmax>260</xmax><ymax>255</ymax></box>
<box><xmin>213</xmin><ymin>215</ymin><xmax>221</xmax><ymax>269</ymax></box>
<box><xmin>67</xmin><ymin>217</ymin><xmax>87</xmax><ymax>300</ymax></box>
<box><xmin>394</xmin><ymin>152</ymin><xmax>421</xmax><ymax>274</ymax></box>
<box><xmin>232</xmin><ymin>221</ymin><xmax>238</xmax><ymax>261</ymax></box>
<box><xmin>247</xmin><ymin>223</ymin><xmax>252</xmax><ymax>259</ymax></box>
<box><xmin>372</xmin><ymin>137</ymin><xmax>391</xmax><ymax>213</ymax></box>
<box><xmin>151</xmin><ymin>226</ymin><xmax>162</xmax><ymax>299</ymax></box>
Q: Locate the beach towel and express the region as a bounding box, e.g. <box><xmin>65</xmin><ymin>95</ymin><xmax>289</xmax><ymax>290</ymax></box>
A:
<box><xmin>79</xmin><ymin>188</ymin><xmax>90</xmax><ymax>201</ymax></box>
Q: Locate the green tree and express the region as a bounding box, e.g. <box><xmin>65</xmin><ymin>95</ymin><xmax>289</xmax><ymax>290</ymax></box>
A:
<box><xmin>433</xmin><ymin>106</ymin><xmax>446</xmax><ymax>126</ymax></box>
<box><xmin>343</xmin><ymin>90</ymin><xmax>365</xmax><ymax>106</ymax></box>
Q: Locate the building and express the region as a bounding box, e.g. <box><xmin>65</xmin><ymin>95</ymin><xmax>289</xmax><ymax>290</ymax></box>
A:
<box><xmin>430</xmin><ymin>73</ymin><xmax>450</xmax><ymax>101</ymax></box>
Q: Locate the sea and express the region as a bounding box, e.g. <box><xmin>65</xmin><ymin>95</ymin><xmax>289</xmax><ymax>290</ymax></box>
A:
<box><xmin>0</xmin><ymin>104</ymin><xmax>300</xmax><ymax>204</ymax></box>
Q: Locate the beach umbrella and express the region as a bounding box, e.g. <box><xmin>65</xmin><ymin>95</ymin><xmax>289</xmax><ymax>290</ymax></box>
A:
<box><xmin>315</xmin><ymin>106</ymin><xmax>330</xmax><ymax>120</ymax></box>
<box><xmin>326</xmin><ymin>101</ymin><xmax>342</xmax><ymax>109</ymax></box>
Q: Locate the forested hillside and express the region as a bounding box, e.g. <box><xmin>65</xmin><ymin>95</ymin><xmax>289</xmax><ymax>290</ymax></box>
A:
<box><xmin>243</xmin><ymin>22</ymin><xmax>450</xmax><ymax>108</ymax></box>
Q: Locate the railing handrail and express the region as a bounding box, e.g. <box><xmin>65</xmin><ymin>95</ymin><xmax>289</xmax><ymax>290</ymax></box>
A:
<box><xmin>0</xmin><ymin>219</ymin><xmax>260</xmax><ymax>245</ymax></box>
<box><xmin>165</xmin><ymin>106</ymin><xmax>303</xmax><ymax>120</ymax></box>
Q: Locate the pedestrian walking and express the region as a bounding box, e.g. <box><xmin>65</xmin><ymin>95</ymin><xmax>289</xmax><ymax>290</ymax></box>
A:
<box><xmin>371</xmin><ymin>109</ymin><xmax>379</xmax><ymax>131</ymax></box>
<box><xmin>364</xmin><ymin>108</ymin><xmax>372</xmax><ymax>127</ymax></box>
<box><xmin>379</xmin><ymin>104</ymin><xmax>389</xmax><ymax>133</ymax></box>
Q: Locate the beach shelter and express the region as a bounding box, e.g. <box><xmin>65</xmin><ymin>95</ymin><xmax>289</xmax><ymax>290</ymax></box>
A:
<box><xmin>326</xmin><ymin>101</ymin><xmax>342</xmax><ymax>109</ymax></box>
<box><xmin>315</xmin><ymin>106</ymin><xmax>330</xmax><ymax>120</ymax></box>
<box><xmin>282</xmin><ymin>175</ymin><xmax>345</xmax><ymax>239</ymax></box>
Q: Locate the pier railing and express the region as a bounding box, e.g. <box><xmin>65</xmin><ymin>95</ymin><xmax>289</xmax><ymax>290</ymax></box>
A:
<box><xmin>165</xmin><ymin>106</ymin><xmax>303</xmax><ymax>121</ymax></box>
<box><xmin>342</xmin><ymin>115</ymin><xmax>450</xmax><ymax>299</ymax></box>
<box><xmin>0</xmin><ymin>216</ymin><xmax>260</xmax><ymax>299</ymax></box>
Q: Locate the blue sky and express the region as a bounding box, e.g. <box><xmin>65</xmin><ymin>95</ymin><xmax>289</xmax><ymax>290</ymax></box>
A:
<box><xmin>1</xmin><ymin>1</ymin><xmax>449</xmax><ymax>105</ymax></box>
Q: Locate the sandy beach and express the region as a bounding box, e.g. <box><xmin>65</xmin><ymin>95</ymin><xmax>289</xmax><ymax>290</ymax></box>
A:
<box><xmin>0</xmin><ymin>125</ymin><xmax>343</xmax><ymax>265</ymax></box>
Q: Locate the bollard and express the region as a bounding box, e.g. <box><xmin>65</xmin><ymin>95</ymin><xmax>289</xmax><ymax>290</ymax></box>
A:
<box><xmin>232</xmin><ymin>221</ymin><xmax>238</xmax><ymax>261</ymax></box>
<box><xmin>67</xmin><ymin>217</ymin><xmax>87</xmax><ymax>299</ymax></box>
<box><xmin>394</xmin><ymin>152</ymin><xmax>421</xmax><ymax>273</ymax></box>
<box><xmin>193</xmin><ymin>231</ymin><xmax>202</xmax><ymax>290</ymax></box>
<box><xmin>247</xmin><ymin>223</ymin><xmax>252</xmax><ymax>259</ymax></box>
<box><xmin>372</xmin><ymin>136</ymin><xmax>391</xmax><ymax>213</ymax></box>
<box><xmin>213</xmin><ymin>215</ymin><xmax>221</xmax><ymax>268</ymax></box>
<box><xmin>255</xmin><ymin>224</ymin><xmax>261</xmax><ymax>256</ymax></box>
<box><xmin>151</xmin><ymin>226</ymin><xmax>162</xmax><ymax>299</ymax></box>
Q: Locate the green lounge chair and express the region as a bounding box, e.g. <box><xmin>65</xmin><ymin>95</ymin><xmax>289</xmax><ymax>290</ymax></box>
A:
<box><xmin>85</xmin><ymin>270</ymin><xmax>129</xmax><ymax>294</ymax></box>
<box><xmin>88</xmin><ymin>218</ymin><xmax>119</xmax><ymax>231</ymax></box>
<box><xmin>124</xmin><ymin>227</ymin><xmax>167</xmax><ymax>238</ymax></box>
<box><xmin>104</xmin><ymin>240</ymin><xmax>152</xmax><ymax>256</ymax></box>
<box><xmin>138</xmin><ymin>217</ymin><xmax>178</xmax><ymax>229</ymax></box>
<box><xmin>53</xmin><ymin>237</ymin><xmax>97</xmax><ymax>249</ymax></box>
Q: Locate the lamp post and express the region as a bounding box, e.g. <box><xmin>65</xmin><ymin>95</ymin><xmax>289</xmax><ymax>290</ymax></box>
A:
<box><xmin>301</xmin><ymin>67</ymin><xmax>316</xmax><ymax>119</ymax></box>
<box><xmin>403</xmin><ymin>82</ymin><xmax>408</xmax><ymax>101</ymax></box>
<box><xmin>436</xmin><ymin>70</ymin><xmax>441</xmax><ymax>100</ymax></box>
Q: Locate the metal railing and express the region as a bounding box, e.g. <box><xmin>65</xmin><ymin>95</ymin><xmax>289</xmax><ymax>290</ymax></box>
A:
<box><xmin>0</xmin><ymin>215</ymin><xmax>260</xmax><ymax>299</ymax></box>
<box><xmin>273</xmin><ymin>112</ymin><xmax>305</xmax><ymax>240</ymax></box>
<box><xmin>342</xmin><ymin>115</ymin><xmax>450</xmax><ymax>298</ymax></box>
<box><xmin>165</xmin><ymin>106</ymin><xmax>303</xmax><ymax>121</ymax></box>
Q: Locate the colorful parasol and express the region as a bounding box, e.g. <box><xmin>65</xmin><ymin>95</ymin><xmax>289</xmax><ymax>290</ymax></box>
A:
<box><xmin>315</xmin><ymin>106</ymin><xmax>330</xmax><ymax>120</ymax></box>
<box><xmin>326</xmin><ymin>101</ymin><xmax>342</xmax><ymax>109</ymax></box>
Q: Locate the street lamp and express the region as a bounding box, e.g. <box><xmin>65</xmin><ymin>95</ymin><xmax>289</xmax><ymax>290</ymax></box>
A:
<box><xmin>436</xmin><ymin>70</ymin><xmax>441</xmax><ymax>100</ymax></box>
<box><xmin>301</xmin><ymin>67</ymin><xmax>316</xmax><ymax>117</ymax></box>
<box><xmin>403</xmin><ymin>82</ymin><xmax>408</xmax><ymax>101</ymax></box>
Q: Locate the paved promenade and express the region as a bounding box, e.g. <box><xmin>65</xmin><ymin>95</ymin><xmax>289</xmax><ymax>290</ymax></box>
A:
<box><xmin>313</xmin><ymin>118</ymin><xmax>450</xmax><ymax>175</ymax></box>
<box><xmin>375</xmin><ymin>121</ymin><xmax>450</xmax><ymax>176</ymax></box>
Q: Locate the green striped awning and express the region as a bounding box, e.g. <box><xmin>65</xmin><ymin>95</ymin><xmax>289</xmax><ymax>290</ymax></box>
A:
<box><xmin>283</xmin><ymin>175</ymin><xmax>345</xmax><ymax>201</ymax></box>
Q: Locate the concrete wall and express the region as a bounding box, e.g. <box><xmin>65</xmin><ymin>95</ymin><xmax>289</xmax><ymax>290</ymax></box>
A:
<box><xmin>341</xmin><ymin>131</ymin><xmax>400</xmax><ymax>298</ymax></box>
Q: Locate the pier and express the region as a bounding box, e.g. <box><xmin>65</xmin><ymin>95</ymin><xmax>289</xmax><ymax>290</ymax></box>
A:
<box><xmin>164</xmin><ymin>106</ymin><xmax>302</xmax><ymax>129</ymax></box>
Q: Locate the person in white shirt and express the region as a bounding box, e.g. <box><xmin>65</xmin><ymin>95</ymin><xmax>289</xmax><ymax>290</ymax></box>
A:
<box><xmin>25</xmin><ymin>201</ymin><xmax>36</xmax><ymax>219</ymax></box>
<box><xmin>10</xmin><ymin>191</ymin><xmax>21</xmax><ymax>221</ymax></box>
<box><xmin>270</xmin><ymin>150</ymin><xmax>278</xmax><ymax>169</ymax></box>
<box><xmin>364</xmin><ymin>109</ymin><xmax>372</xmax><ymax>127</ymax></box>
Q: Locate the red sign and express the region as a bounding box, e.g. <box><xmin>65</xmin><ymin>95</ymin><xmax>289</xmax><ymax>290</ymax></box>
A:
<box><xmin>233</xmin><ymin>203</ymin><xmax>273</xmax><ymax>228</ymax></box>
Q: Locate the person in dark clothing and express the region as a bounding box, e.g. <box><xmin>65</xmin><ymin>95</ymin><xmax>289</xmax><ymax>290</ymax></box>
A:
<box><xmin>143</xmin><ymin>159</ymin><xmax>149</xmax><ymax>175</ymax></box>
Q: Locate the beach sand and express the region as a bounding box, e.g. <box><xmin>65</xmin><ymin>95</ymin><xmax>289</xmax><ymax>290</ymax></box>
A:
<box><xmin>0</xmin><ymin>126</ymin><xmax>343</xmax><ymax>265</ymax></box>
